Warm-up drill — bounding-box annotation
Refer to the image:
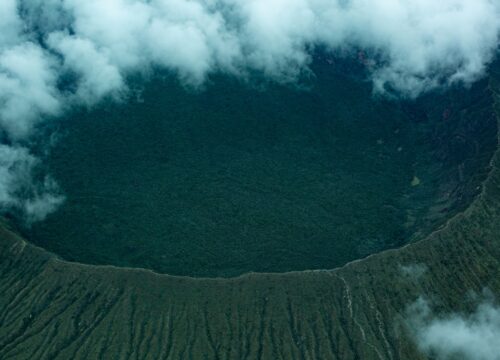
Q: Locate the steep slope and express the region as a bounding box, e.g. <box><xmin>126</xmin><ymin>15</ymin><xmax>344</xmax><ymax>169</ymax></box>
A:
<box><xmin>0</xmin><ymin>70</ymin><xmax>499</xmax><ymax>359</ymax></box>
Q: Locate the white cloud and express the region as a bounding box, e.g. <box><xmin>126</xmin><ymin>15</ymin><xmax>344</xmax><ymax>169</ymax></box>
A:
<box><xmin>234</xmin><ymin>0</ymin><xmax>317</xmax><ymax>80</ymax></box>
<box><xmin>0</xmin><ymin>145</ymin><xmax>64</xmax><ymax>223</ymax></box>
<box><xmin>47</xmin><ymin>32</ymin><xmax>125</xmax><ymax>105</ymax></box>
<box><xmin>58</xmin><ymin>0</ymin><xmax>243</xmax><ymax>84</ymax></box>
<box><xmin>407</xmin><ymin>297</ymin><xmax>500</xmax><ymax>360</ymax></box>
<box><xmin>0</xmin><ymin>0</ymin><xmax>23</xmax><ymax>49</ymax></box>
<box><xmin>0</xmin><ymin>43</ymin><xmax>61</xmax><ymax>140</ymax></box>
<box><xmin>28</xmin><ymin>0</ymin><xmax>500</xmax><ymax>96</ymax></box>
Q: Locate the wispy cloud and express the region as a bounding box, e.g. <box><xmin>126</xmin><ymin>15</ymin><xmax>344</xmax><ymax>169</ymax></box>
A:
<box><xmin>0</xmin><ymin>145</ymin><xmax>64</xmax><ymax>222</ymax></box>
<box><xmin>407</xmin><ymin>295</ymin><xmax>500</xmax><ymax>360</ymax></box>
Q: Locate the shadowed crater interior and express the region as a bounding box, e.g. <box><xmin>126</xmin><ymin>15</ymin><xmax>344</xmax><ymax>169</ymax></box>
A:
<box><xmin>18</xmin><ymin>58</ymin><xmax>498</xmax><ymax>277</ymax></box>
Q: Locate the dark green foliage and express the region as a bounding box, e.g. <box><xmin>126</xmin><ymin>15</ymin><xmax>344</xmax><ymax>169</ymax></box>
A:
<box><xmin>22</xmin><ymin>59</ymin><xmax>496</xmax><ymax>277</ymax></box>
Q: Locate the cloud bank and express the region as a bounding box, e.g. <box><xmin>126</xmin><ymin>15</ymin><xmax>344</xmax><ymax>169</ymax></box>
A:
<box><xmin>0</xmin><ymin>0</ymin><xmax>499</xmax><ymax>220</ymax></box>
<box><xmin>407</xmin><ymin>297</ymin><xmax>500</xmax><ymax>360</ymax></box>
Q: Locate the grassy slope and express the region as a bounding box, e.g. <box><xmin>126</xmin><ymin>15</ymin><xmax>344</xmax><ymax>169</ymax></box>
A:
<box><xmin>0</xmin><ymin>73</ymin><xmax>499</xmax><ymax>359</ymax></box>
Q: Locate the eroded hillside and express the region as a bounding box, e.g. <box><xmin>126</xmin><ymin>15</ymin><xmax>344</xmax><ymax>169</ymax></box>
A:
<box><xmin>0</xmin><ymin>65</ymin><xmax>499</xmax><ymax>359</ymax></box>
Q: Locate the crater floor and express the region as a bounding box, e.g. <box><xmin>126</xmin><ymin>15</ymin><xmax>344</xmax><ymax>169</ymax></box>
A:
<box><xmin>22</xmin><ymin>60</ymin><xmax>497</xmax><ymax>277</ymax></box>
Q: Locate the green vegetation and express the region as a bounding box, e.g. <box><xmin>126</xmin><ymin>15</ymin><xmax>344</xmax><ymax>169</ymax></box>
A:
<box><xmin>0</xmin><ymin>61</ymin><xmax>498</xmax><ymax>360</ymax></box>
<box><xmin>20</xmin><ymin>59</ymin><xmax>496</xmax><ymax>277</ymax></box>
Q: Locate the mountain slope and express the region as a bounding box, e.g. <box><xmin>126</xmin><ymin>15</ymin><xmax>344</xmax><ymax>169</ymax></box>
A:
<box><xmin>0</xmin><ymin>71</ymin><xmax>499</xmax><ymax>359</ymax></box>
